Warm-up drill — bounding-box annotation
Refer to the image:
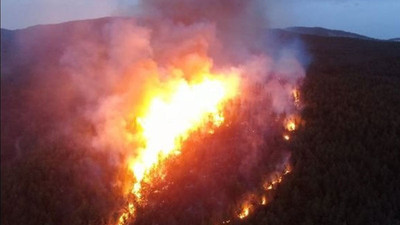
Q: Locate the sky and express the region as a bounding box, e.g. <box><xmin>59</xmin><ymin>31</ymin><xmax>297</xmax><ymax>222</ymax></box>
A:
<box><xmin>1</xmin><ymin>0</ymin><xmax>399</xmax><ymax>39</ymax></box>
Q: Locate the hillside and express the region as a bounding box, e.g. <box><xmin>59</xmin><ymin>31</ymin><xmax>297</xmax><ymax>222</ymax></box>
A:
<box><xmin>247</xmin><ymin>26</ymin><xmax>400</xmax><ymax>225</ymax></box>
<box><xmin>285</xmin><ymin>26</ymin><xmax>374</xmax><ymax>40</ymax></box>
<box><xmin>2</xmin><ymin>18</ymin><xmax>400</xmax><ymax>225</ymax></box>
<box><xmin>389</xmin><ymin>38</ymin><xmax>400</xmax><ymax>42</ymax></box>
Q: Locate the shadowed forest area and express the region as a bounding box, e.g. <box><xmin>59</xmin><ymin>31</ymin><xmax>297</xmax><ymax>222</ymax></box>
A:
<box><xmin>246</xmin><ymin>34</ymin><xmax>400</xmax><ymax>225</ymax></box>
<box><xmin>2</xmin><ymin>25</ymin><xmax>400</xmax><ymax>225</ymax></box>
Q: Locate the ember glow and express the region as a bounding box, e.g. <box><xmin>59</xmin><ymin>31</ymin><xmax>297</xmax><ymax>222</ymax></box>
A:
<box><xmin>238</xmin><ymin>203</ymin><xmax>251</xmax><ymax>219</ymax></box>
<box><xmin>283</xmin><ymin>134</ymin><xmax>290</xmax><ymax>141</ymax></box>
<box><xmin>284</xmin><ymin>165</ymin><xmax>292</xmax><ymax>175</ymax></box>
<box><xmin>261</xmin><ymin>195</ymin><xmax>268</xmax><ymax>205</ymax></box>
<box><xmin>285</xmin><ymin>119</ymin><xmax>296</xmax><ymax>132</ymax></box>
<box><xmin>232</xmin><ymin>160</ymin><xmax>294</xmax><ymax>222</ymax></box>
<box><xmin>284</xmin><ymin>114</ymin><xmax>301</xmax><ymax>135</ymax></box>
<box><xmin>292</xmin><ymin>88</ymin><xmax>300</xmax><ymax>106</ymax></box>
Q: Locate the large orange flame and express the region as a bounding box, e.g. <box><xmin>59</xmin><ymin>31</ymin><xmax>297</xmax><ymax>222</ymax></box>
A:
<box><xmin>130</xmin><ymin>75</ymin><xmax>238</xmax><ymax>197</ymax></box>
<box><xmin>118</xmin><ymin>73</ymin><xmax>239</xmax><ymax>224</ymax></box>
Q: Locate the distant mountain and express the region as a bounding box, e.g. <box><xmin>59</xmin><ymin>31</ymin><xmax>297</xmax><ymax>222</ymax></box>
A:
<box><xmin>2</xmin><ymin>19</ymin><xmax>397</xmax><ymax>79</ymax></box>
<box><xmin>1</xmin><ymin>28</ymin><xmax>15</xmax><ymax>39</ymax></box>
<box><xmin>285</xmin><ymin>26</ymin><xmax>374</xmax><ymax>40</ymax></box>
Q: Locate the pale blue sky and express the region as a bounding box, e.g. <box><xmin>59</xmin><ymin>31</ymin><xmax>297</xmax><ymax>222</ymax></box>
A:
<box><xmin>1</xmin><ymin>0</ymin><xmax>399</xmax><ymax>39</ymax></box>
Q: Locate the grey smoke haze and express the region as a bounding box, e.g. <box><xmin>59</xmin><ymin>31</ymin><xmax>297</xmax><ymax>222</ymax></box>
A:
<box><xmin>1</xmin><ymin>0</ymin><xmax>399</xmax><ymax>39</ymax></box>
<box><xmin>1</xmin><ymin>0</ymin><xmax>306</xmax><ymax>223</ymax></box>
<box><xmin>22</xmin><ymin>0</ymin><xmax>300</xmax><ymax>169</ymax></box>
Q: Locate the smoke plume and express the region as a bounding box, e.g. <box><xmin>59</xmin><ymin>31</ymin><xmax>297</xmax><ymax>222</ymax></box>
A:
<box><xmin>2</xmin><ymin>0</ymin><xmax>306</xmax><ymax>224</ymax></box>
<box><xmin>73</xmin><ymin>1</ymin><xmax>303</xmax><ymax>223</ymax></box>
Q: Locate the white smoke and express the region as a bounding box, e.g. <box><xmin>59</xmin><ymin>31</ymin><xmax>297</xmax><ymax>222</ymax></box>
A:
<box><xmin>54</xmin><ymin>0</ymin><xmax>306</xmax><ymax>223</ymax></box>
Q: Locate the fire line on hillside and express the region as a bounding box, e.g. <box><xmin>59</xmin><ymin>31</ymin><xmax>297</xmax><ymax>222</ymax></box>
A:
<box><xmin>49</xmin><ymin>1</ymin><xmax>306</xmax><ymax>224</ymax></box>
<box><xmin>116</xmin><ymin>72</ymin><xmax>302</xmax><ymax>224</ymax></box>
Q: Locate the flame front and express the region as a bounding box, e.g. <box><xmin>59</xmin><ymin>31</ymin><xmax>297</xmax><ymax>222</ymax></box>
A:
<box><xmin>261</xmin><ymin>195</ymin><xmax>267</xmax><ymax>205</ymax></box>
<box><xmin>119</xmin><ymin>74</ymin><xmax>239</xmax><ymax>224</ymax></box>
<box><xmin>130</xmin><ymin>77</ymin><xmax>238</xmax><ymax>197</ymax></box>
<box><xmin>285</xmin><ymin>119</ymin><xmax>296</xmax><ymax>132</ymax></box>
<box><xmin>238</xmin><ymin>204</ymin><xmax>250</xmax><ymax>219</ymax></box>
<box><xmin>292</xmin><ymin>88</ymin><xmax>300</xmax><ymax>106</ymax></box>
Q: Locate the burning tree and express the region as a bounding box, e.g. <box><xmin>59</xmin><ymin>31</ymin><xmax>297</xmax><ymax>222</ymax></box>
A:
<box><xmin>1</xmin><ymin>1</ymin><xmax>306</xmax><ymax>225</ymax></box>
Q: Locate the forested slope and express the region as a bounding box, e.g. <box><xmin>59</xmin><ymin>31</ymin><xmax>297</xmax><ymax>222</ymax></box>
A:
<box><xmin>247</xmin><ymin>35</ymin><xmax>400</xmax><ymax>225</ymax></box>
<box><xmin>2</xmin><ymin>25</ymin><xmax>400</xmax><ymax>225</ymax></box>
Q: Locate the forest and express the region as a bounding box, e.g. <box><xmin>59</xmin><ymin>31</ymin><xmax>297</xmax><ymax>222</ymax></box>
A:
<box><xmin>2</xmin><ymin>26</ymin><xmax>400</xmax><ymax>225</ymax></box>
<box><xmin>246</xmin><ymin>33</ymin><xmax>400</xmax><ymax>225</ymax></box>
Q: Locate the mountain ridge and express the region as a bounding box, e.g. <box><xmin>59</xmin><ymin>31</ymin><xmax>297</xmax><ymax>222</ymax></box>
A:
<box><xmin>1</xmin><ymin>18</ymin><xmax>398</xmax><ymax>41</ymax></box>
<box><xmin>285</xmin><ymin>26</ymin><xmax>374</xmax><ymax>40</ymax></box>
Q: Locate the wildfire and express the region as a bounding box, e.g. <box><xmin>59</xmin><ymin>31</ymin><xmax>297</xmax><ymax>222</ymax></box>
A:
<box><xmin>285</xmin><ymin>119</ymin><xmax>296</xmax><ymax>131</ymax></box>
<box><xmin>218</xmin><ymin>88</ymin><xmax>300</xmax><ymax>225</ymax></box>
<box><xmin>284</xmin><ymin>113</ymin><xmax>301</xmax><ymax>133</ymax></box>
<box><xmin>238</xmin><ymin>204</ymin><xmax>251</xmax><ymax>219</ymax></box>
<box><xmin>292</xmin><ymin>88</ymin><xmax>300</xmax><ymax>105</ymax></box>
<box><xmin>261</xmin><ymin>195</ymin><xmax>267</xmax><ymax>205</ymax></box>
<box><xmin>283</xmin><ymin>134</ymin><xmax>290</xmax><ymax>141</ymax></box>
<box><xmin>118</xmin><ymin>73</ymin><xmax>239</xmax><ymax>224</ymax></box>
<box><xmin>284</xmin><ymin>165</ymin><xmax>292</xmax><ymax>175</ymax></box>
<box><xmin>129</xmin><ymin>76</ymin><xmax>238</xmax><ymax>196</ymax></box>
<box><xmin>265</xmin><ymin>183</ymin><xmax>273</xmax><ymax>190</ymax></box>
<box><xmin>116</xmin><ymin>72</ymin><xmax>299</xmax><ymax>224</ymax></box>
